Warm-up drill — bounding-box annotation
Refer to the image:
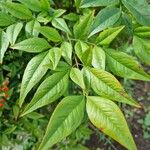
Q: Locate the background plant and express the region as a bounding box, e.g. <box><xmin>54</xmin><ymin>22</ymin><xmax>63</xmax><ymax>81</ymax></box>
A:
<box><xmin>0</xmin><ymin>0</ymin><xmax>150</xmax><ymax>150</ymax></box>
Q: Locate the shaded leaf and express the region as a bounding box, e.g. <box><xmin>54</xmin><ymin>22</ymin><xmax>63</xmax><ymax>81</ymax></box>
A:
<box><xmin>133</xmin><ymin>36</ymin><xmax>150</xmax><ymax>66</ymax></box>
<box><xmin>122</xmin><ymin>0</ymin><xmax>150</xmax><ymax>26</ymax></box>
<box><xmin>21</xmin><ymin>71</ymin><xmax>69</xmax><ymax>116</ymax></box>
<box><xmin>74</xmin><ymin>12</ymin><xmax>93</xmax><ymax>40</ymax></box>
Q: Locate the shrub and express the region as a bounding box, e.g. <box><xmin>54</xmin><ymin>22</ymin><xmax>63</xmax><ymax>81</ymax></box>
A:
<box><xmin>0</xmin><ymin>0</ymin><xmax>150</xmax><ymax>149</ymax></box>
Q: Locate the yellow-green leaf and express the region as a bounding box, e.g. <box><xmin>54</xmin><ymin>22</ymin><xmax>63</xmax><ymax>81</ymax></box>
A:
<box><xmin>86</xmin><ymin>96</ymin><xmax>137</xmax><ymax>150</ymax></box>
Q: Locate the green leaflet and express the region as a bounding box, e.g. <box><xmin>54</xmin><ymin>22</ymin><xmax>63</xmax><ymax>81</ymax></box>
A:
<box><xmin>38</xmin><ymin>96</ymin><xmax>85</xmax><ymax>150</ymax></box>
<box><xmin>96</xmin><ymin>26</ymin><xmax>125</xmax><ymax>46</ymax></box>
<box><xmin>37</xmin><ymin>11</ymin><xmax>52</xmax><ymax>24</ymax></box>
<box><xmin>134</xmin><ymin>26</ymin><xmax>150</xmax><ymax>38</ymax></box>
<box><xmin>75</xmin><ymin>0</ymin><xmax>82</xmax><ymax>8</ymax></box>
<box><xmin>89</xmin><ymin>7</ymin><xmax>121</xmax><ymax>37</ymax></box>
<box><xmin>25</xmin><ymin>20</ymin><xmax>41</xmax><ymax>38</ymax></box>
<box><xmin>74</xmin><ymin>12</ymin><xmax>93</xmax><ymax>40</ymax></box>
<box><xmin>21</xmin><ymin>71</ymin><xmax>69</xmax><ymax>116</ymax></box>
<box><xmin>0</xmin><ymin>12</ymin><xmax>15</xmax><ymax>27</ymax></box>
<box><xmin>88</xmin><ymin>68</ymin><xmax>140</xmax><ymax>107</ymax></box>
<box><xmin>81</xmin><ymin>0</ymin><xmax>119</xmax><ymax>8</ymax></box>
<box><xmin>17</xmin><ymin>0</ymin><xmax>41</xmax><ymax>12</ymax></box>
<box><xmin>81</xmin><ymin>47</ymin><xmax>93</xmax><ymax>66</ymax></box>
<box><xmin>61</xmin><ymin>42</ymin><xmax>72</xmax><ymax>65</ymax></box>
<box><xmin>11</xmin><ymin>38</ymin><xmax>51</xmax><ymax>53</ymax></box>
<box><xmin>6</xmin><ymin>22</ymin><xmax>23</xmax><ymax>45</ymax></box>
<box><xmin>133</xmin><ymin>36</ymin><xmax>150</xmax><ymax>66</ymax></box>
<box><xmin>52</xmin><ymin>18</ymin><xmax>72</xmax><ymax>35</ymax></box>
<box><xmin>49</xmin><ymin>47</ymin><xmax>62</xmax><ymax>70</ymax></box>
<box><xmin>0</xmin><ymin>31</ymin><xmax>9</xmax><ymax>64</ymax></box>
<box><xmin>92</xmin><ymin>46</ymin><xmax>105</xmax><ymax>70</ymax></box>
<box><xmin>70</xmin><ymin>68</ymin><xmax>85</xmax><ymax>89</ymax></box>
<box><xmin>37</xmin><ymin>26</ymin><xmax>62</xmax><ymax>42</ymax></box>
<box><xmin>53</xmin><ymin>9</ymin><xmax>66</xmax><ymax>18</ymax></box>
<box><xmin>75</xmin><ymin>41</ymin><xmax>89</xmax><ymax>61</ymax></box>
<box><xmin>40</xmin><ymin>0</ymin><xmax>50</xmax><ymax>12</ymax></box>
<box><xmin>63</xmin><ymin>13</ymin><xmax>79</xmax><ymax>21</ymax></box>
<box><xmin>122</xmin><ymin>0</ymin><xmax>150</xmax><ymax>26</ymax></box>
<box><xmin>105</xmin><ymin>49</ymin><xmax>150</xmax><ymax>81</ymax></box>
<box><xmin>86</xmin><ymin>96</ymin><xmax>137</xmax><ymax>150</ymax></box>
<box><xmin>0</xmin><ymin>2</ymin><xmax>32</xmax><ymax>20</ymax></box>
<box><xmin>18</xmin><ymin>51</ymin><xmax>50</xmax><ymax>107</ymax></box>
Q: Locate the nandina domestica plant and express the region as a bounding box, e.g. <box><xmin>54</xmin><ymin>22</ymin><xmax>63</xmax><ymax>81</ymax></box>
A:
<box><xmin>0</xmin><ymin>0</ymin><xmax>150</xmax><ymax>149</ymax></box>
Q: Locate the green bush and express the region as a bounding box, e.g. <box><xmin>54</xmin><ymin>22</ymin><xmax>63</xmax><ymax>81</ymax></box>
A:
<box><xmin>0</xmin><ymin>0</ymin><xmax>150</xmax><ymax>149</ymax></box>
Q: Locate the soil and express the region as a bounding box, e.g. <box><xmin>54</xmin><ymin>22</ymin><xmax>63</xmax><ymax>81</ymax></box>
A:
<box><xmin>86</xmin><ymin>80</ymin><xmax>150</xmax><ymax>150</ymax></box>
